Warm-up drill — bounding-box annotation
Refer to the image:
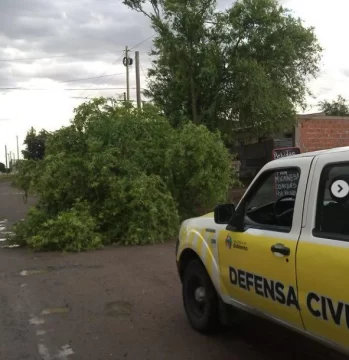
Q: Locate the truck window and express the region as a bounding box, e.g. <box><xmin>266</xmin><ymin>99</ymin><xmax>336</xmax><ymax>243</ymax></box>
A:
<box><xmin>244</xmin><ymin>168</ymin><xmax>300</xmax><ymax>231</ymax></box>
<box><xmin>315</xmin><ymin>163</ymin><xmax>349</xmax><ymax>240</ymax></box>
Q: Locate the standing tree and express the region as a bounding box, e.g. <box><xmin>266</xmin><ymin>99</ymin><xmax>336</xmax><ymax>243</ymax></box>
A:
<box><xmin>22</xmin><ymin>127</ymin><xmax>49</xmax><ymax>160</ymax></box>
<box><xmin>0</xmin><ymin>162</ymin><xmax>5</xmax><ymax>173</ymax></box>
<box><xmin>318</xmin><ymin>95</ymin><xmax>349</xmax><ymax>116</ymax></box>
<box><xmin>122</xmin><ymin>0</ymin><xmax>322</xmax><ymax>139</ymax></box>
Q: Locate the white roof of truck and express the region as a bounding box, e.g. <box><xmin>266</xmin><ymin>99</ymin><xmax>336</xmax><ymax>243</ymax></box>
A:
<box><xmin>273</xmin><ymin>146</ymin><xmax>349</xmax><ymax>162</ymax></box>
<box><xmin>264</xmin><ymin>146</ymin><xmax>349</xmax><ymax>170</ymax></box>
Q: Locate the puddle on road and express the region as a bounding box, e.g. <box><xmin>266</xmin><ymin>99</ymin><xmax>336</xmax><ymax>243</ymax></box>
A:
<box><xmin>20</xmin><ymin>269</ymin><xmax>49</xmax><ymax>276</ymax></box>
<box><xmin>0</xmin><ymin>226</ymin><xmax>6</xmax><ymax>231</ymax></box>
<box><xmin>105</xmin><ymin>301</ymin><xmax>133</xmax><ymax>317</ymax></box>
<box><xmin>0</xmin><ymin>219</ymin><xmax>7</xmax><ymax>224</ymax></box>
<box><xmin>2</xmin><ymin>244</ymin><xmax>20</xmax><ymax>248</ymax></box>
<box><xmin>41</xmin><ymin>307</ymin><xmax>70</xmax><ymax>315</ymax></box>
<box><xmin>0</xmin><ymin>238</ymin><xmax>6</xmax><ymax>242</ymax></box>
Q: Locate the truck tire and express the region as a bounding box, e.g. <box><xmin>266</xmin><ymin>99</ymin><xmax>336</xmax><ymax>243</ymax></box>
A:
<box><xmin>182</xmin><ymin>259</ymin><xmax>219</xmax><ymax>333</ymax></box>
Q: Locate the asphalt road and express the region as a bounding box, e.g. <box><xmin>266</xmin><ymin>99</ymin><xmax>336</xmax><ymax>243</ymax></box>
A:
<box><xmin>0</xmin><ymin>180</ymin><xmax>346</xmax><ymax>360</ymax></box>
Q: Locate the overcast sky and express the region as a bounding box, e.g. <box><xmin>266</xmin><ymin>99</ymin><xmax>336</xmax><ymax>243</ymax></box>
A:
<box><xmin>0</xmin><ymin>0</ymin><xmax>348</xmax><ymax>164</ymax></box>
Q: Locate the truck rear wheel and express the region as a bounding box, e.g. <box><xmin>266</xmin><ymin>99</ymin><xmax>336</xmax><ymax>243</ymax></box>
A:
<box><xmin>182</xmin><ymin>259</ymin><xmax>219</xmax><ymax>333</ymax></box>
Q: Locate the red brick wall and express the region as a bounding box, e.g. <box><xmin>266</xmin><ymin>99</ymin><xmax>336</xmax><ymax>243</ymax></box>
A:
<box><xmin>298</xmin><ymin>117</ymin><xmax>349</xmax><ymax>153</ymax></box>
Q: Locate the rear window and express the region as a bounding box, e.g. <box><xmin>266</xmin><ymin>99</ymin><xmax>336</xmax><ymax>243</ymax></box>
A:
<box><xmin>314</xmin><ymin>163</ymin><xmax>349</xmax><ymax>241</ymax></box>
<box><xmin>323</xmin><ymin>164</ymin><xmax>349</xmax><ymax>202</ymax></box>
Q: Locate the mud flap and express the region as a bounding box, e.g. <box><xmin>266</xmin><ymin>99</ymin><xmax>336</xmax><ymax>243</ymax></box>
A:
<box><xmin>218</xmin><ymin>296</ymin><xmax>249</xmax><ymax>328</ymax></box>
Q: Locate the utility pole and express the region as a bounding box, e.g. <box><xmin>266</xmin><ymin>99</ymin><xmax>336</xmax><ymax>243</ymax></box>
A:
<box><xmin>135</xmin><ymin>51</ymin><xmax>141</xmax><ymax>109</ymax></box>
<box><xmin>16</xmin><ymin>135</ymin><xmax>19</xmax><ymax>160</ymax></box>
<box><xmin>4</xmin><ymin>145</ymin><xmax>7</xmax><ymax>169</ymax></box>
<box><xmin>125</xmin><ymin>46</ymin><xmax>130</xmax><ymax>101</ymax></box>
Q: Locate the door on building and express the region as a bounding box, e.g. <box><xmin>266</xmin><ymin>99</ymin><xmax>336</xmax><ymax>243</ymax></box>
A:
<box><xmin>218</xmin><ymin>157</ymin><xmax>313</xmax><ymax>329</ymax></box>
<box><xmin>297</xmin><ymin>153</ymin><xmax>349</xmax><ymax>350</ymax></box>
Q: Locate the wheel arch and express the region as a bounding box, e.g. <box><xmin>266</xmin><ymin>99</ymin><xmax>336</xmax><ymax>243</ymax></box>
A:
<box><xmin>178</xmin><ymin>248</ymin><xmax>203</xmax><ymax>282</ymax></box>
<box><xmin>178</xmin><ymin>245</ymin><xmax>226</xmax><ymax>297</ymax></box>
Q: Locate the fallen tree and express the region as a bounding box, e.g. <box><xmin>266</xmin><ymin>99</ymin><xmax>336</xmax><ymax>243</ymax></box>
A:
<box><xmin>12</xmin><ymin>98</ymin><xmax>237</xmax><ymax>251</ymax></box>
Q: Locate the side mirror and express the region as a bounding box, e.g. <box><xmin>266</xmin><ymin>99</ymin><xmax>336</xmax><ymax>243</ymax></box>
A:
<box><xmin>214</xmin><ymin>204</ymin><xmax>236</xmax><ymax>224</ymax></box>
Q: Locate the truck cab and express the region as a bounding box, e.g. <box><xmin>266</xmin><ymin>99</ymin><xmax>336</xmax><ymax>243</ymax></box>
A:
<box><xmin>176</xmin><ymin>146</ymin><xmax>349</xmax><ymax>355</ymax></box>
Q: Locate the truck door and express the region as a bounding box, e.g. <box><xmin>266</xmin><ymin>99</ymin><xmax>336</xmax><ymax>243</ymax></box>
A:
<box><xmin>297</xmin><ymin>152</ymin><xmax>349</xmax><ymax>350</ymax></box>
<box><xmin>218</xmin><ymin>157</ymin><xmax>313</xmax><ymax>329</ymax></box>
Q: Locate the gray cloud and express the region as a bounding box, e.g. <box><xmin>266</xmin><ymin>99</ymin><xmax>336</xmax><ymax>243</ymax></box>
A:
<box><xmin>0</xmin><ymin>0</ymin><xmax>239</xmax><ymax>96</ymax></box>
<box><xmin>341</xmin><ymin>69</ymin><xmax>349</xmax><ymax>78</ymax></box>
<box><xmin>0</xmin><ymin>0</ymin><xmax>153</xmax><ymax>91</ymax></box>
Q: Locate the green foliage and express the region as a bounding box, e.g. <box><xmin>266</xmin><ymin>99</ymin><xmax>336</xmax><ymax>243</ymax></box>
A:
<box><xmin>318</xmin><ymin>95</ymin><xmax>349</xmax><ymax>116</ymax></box>
<box><xmin>11</xmin><ymin>202</ymin><xmax>102</xmax><ymax>252</ymax></box>
<box><xmin>109</xmin><ymin>174</ymin><xmax>179</xmax><ymax>245</ymax></box>
<box><xmin>11</xmin><ymin>207</ymin><xmax>48</xmax><ymax>247</ymax></box>
<box><xmin>166</xmin><ymin>123</ymin><xmax>236</xmax><ymax>217</ymax></box>
<box><xmin>14</xmin><ymin>98</ymin><xmax>234</xmax><ymax>251</ymax></box>
<box><xmin>22</xmin><ymin>127</ymin><xmax>49</xmax><ymax>160</ymax></box>
<box><xmin>122</xmin><ymin>0</ymin><xmax>322</xmax><ymax>140</ymax></box>
<box><xmin>12</xmin><ymin>160</ymin><xmax>41</xmax><ymax>200</ymax></box>
<box><xmin>0</xmin><ymin>162</ymin><xmax>5</xmax><ymax>173</ymax></box>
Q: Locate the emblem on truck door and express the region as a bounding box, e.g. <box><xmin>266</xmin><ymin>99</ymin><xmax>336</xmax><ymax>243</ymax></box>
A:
<box><xmin>225</xmin><ymin>235</ymin><xmax>232</xmax><ymax>249</ymax></box>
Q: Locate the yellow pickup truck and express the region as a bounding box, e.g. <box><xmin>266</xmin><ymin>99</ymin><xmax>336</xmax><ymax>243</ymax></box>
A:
<box><xmin>176</xmin><ymin>146</ymin><xmax>349</xmax><ymax>355</ymax></box>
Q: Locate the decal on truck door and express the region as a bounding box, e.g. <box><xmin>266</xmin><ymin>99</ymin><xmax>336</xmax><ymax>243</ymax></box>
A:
<box><xmin>229</xmin><ymin>265</ymin><xmax>349</xmax><ymax>329</ymax></box>
<box><xmin>297</xmin><ymin>160</ymin><xmax>349</xmax><ymax>349</ymax></box>
<box><xmin>218</xmin><ymin>160</ymin><xmax>313</xmax><ymax>330</ymax></box>
<box><xmin>307</xmin><ymin>292</ymin><xmax>349</xmax><ymax>328</ymax></box>
<box><xmin>229</xmin><ymin>266</ymin><xmax>299</xmax><ymax>309</ymax></box>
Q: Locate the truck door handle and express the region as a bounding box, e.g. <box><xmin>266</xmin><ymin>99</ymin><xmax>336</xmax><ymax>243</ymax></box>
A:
<box><xmin>271</xmin><ymin>243</ymin><xmax>290</xmax><ymax>256</ymax></box>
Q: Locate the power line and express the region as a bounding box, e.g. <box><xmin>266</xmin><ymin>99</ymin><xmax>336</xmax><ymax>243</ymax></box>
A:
<box><xmin>92</xmin><ymin>35</ymin><xmax>155</xmax><ymax>99</ymax></box>
<box><xmin>0</xmin><ymin>51</ymin><xmax>121</xmax><ymax>62</ymax></box>
<box><xmin>129</xmin><ymin>34</ymin><xmax>155</xmax><ymax>50</ymax></box>
<box><xmin>67</xmin><ymin>34</ymin><xmax>156</xmax><ymax>100</ymax></box>
<box><xmin>0</xmin><ymin>72</ymin><xmax>126</xmax><ymax>87</ymax></box>
<box><xmin>0</xmin><ymin>35</ymin><xmax>156</xmax><ymax>63</ymax></box>
<box><xmin>59</xmin><ymin>72</ymin><xmax>124</xmax><ymax>83</ymax></box>
<box><xmin>0</xmin><ymin>87</ymin><xmax>139</xmax><ymax>91</ymax></box>
<box><xmin>69</xmin><ymin>96</ymin><xmax>151</xmax><ymax>103</ymax></box>
<box><xmin>140</xmin><ymin>63</ymin><xmax>147</xmax><ymax>77</ymax></box>
<box><xmin>78</xmin><ymin>55</ymin><xmax>124</xmax><ymax>99</ymax></box>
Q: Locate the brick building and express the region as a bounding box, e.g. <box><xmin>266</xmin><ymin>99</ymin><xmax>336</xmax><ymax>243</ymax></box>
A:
<box><xmin>295</xmin><ymin>113</ymin><xmax>349</xmax><ymax>152</ymax></box>
<box><xmin>234</xmin><ymin>113</ymin><xmax>349</xmax><ymax>180</ymax></box>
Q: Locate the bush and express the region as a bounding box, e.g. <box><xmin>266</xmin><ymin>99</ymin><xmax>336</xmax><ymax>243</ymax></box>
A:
<box><xmin>166</xmin><ymin>123</ymin><xmax>237</xmax><ymax>217</ymax></box>
<box><xmin>12</xmin><ymin>160</ymin><xmax>41</xmax><ymax>199</ymax></box>
<box><xmin>11</xmin><ymin>206</ymin><xmax>49</xmax><ymax>247</ymax></box>
<box><xmin>13</xmin><ymin>98</ymin><xmax>236</xmax><ymax>251</ymax></box>
<box><xmin>11</xmin><ymin>202</ymin><xmax>102</xmax><ymax>252</ymax></box>
<box><xmin>117</xmin><ymin>174</ymin><xmax>179</xmax><ymax>245</ymax></box>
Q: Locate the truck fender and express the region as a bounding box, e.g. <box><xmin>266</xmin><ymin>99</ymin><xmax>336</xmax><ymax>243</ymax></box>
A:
<box><xmin>177</xmin><ymin>228</ymin><xmax>229</xmax><ymax>298</ymax></box>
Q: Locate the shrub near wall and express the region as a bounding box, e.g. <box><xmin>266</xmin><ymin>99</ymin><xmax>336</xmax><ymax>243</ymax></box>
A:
<box><xmin>12</xmin><ymin>99</ymin><xmax>236</xmax><ymax>251</ymax></box>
